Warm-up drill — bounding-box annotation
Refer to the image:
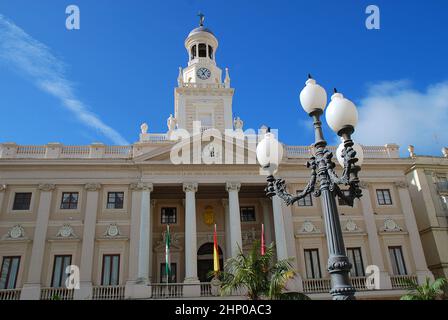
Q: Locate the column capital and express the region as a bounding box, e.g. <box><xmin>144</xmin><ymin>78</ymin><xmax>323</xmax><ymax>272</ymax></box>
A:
<box><xmin>38</xmin><ymin>183</ymin><xmax>55</xmax><ymax>192</ymax></box>
<box><xmin>84</xmin><ymin>183</ymin><xmax>102</xmax><ymax>192</ymax></box>
<box><xmin>130</xmin><ymin>182</ymin><xmax>154</xmax><ymax>192</ymax></box>
<box><xmin>394</xmin><ymin>180</ymin><xmax>409</xmax><ymax>189</ymax></box>
<box><xmin>226</xmin><ymin>182</ymin><xmax>241</xmax><ymax>192</ymax></box>
<box><xmin>183</xmin><ymin>182</ymin><xmax>198</xmax><ymax>193</ymax></box>
<box><xmin>358</xmin><ymin>181</ymin><xmax>370</xmax><ymax>189</ymax></box>
<box><xmin>0</xmin><ymin>184</ymin><xmax>6</xmax><ymax>192</ymax></box>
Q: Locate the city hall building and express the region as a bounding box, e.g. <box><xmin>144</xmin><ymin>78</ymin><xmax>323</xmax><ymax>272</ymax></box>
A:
<box><xmin>0</xmin><ymin>21</ymin><xmax>436</xmax><ymax>300</ymax></box>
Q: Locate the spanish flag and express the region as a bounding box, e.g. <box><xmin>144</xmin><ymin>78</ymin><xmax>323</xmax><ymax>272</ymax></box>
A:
<box><xmin>213</xmin><ymin>224</ymin><xmax>220</xmax><ymax>272</ymax></box>
<box><xmin>261</xmin><ymin>223</ymin><xmax>266</xmax><ymax>256</ymax></box>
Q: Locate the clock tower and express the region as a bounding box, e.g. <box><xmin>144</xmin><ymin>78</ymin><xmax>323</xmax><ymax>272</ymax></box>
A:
<box><xmin>174</xmin><ymin>14</ymin><xmax>234</xmax><ymax>132</ymax></box>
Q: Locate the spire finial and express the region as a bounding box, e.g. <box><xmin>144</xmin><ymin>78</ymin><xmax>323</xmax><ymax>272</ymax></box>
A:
<box><xmin>198</xmin><ymin>12</ymin><xmax>205</xmax><ymax>26</ymax></box>
<box><xmin>308</xmin><ymin>73</ymin><xmax>313</xmax><ymax>79</ymax></box>
<box><xmin>333</xmin><ymin>88</ymin><xmax>338</xmax><ymax>93</ymax></box>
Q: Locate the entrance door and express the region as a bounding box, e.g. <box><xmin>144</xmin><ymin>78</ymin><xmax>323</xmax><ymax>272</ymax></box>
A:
<box><xmin>197</xmin><ymin>243</ymin><xmax>223</xmax><ymax>282</ymax></box>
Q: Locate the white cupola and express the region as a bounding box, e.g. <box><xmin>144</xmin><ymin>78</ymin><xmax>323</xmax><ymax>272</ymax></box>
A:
<box><xmin>182</xmin><ymin>13</ymin><xmax>222</xmax><ymax>84</ymax></box>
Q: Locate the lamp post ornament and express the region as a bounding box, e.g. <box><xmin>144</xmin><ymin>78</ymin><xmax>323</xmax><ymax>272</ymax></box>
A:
<box><xmin>257</xmin><ymin>75</ymin><xmax>364</xmax><ymax>300</ymax></box>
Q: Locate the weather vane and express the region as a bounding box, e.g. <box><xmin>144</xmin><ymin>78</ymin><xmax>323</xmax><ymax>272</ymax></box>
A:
<box><xmin>198</xmin><ymin>12</ymin><xmax>205</xmax><ymax>26</ymax></box>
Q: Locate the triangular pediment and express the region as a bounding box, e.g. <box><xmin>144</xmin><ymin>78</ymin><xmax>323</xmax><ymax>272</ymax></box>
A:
<box><xmin>133</xmin><ymin>139</ymin><xmax>258</xmax><ymax>165</ymax></box>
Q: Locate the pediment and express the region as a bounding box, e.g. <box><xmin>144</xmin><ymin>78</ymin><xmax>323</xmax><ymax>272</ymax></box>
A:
<box><xmin>133</xmin><ymin>139</ymin><xmax>258</xmax><ymax>165</ymax></box>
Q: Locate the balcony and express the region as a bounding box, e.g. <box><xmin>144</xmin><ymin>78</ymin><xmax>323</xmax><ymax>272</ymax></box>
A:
<box><xmin>40</xmin><ymin>287</ymin><xmax>74</xmax><ymax>300</ymax></box>
<box><xmin>0</xmin><ymin>289</ymin><xmax>21</xmax><ymax>300</ymax></box>
<box><xmin>390</xmin><ymin>275</ymin><xmax>418</xmax><ymax>289</ymax></box>
<box><xmin>92</xmin><ymin>285</ymin><xmax>125</xmax><ymax>300</ymax></box>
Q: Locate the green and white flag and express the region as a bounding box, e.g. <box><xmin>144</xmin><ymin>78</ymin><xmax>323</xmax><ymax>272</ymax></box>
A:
<box><xmin>165</xmin><ymin>225</ymin><xmax>171</xmax><ymax>284</ymax></box>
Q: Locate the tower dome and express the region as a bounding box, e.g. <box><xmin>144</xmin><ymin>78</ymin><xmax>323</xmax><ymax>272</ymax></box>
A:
<box><xmin>185</xmin><ymin>13</ymin><xmax>218</xmax><ymax>66</ymax></box>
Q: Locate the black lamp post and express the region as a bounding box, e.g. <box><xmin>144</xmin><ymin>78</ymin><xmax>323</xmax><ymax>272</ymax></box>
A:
<box><xmin>256</xmin><ymin>75</ymin><xmax>364</xmax><ymax>300</ymax></box>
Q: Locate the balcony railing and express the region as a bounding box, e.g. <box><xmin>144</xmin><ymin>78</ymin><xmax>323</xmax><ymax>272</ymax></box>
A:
<box><xmin>92</xmin><ymin>285</ymin><xmax>125</xmax><ymax>300</ymax></box>
<box><xmin>151</xmin><ymin>283</ymin><xmax>184</xmax><ymax>299</ymax></box>
<box><xmin>1</xmin><ymin>142</ymin><xmax>399</xmax><ymax>160</ymax></box>
<box><xmin>285</xmin><ymin>144</ymin><xmax>399</xmax><ymax>159</ymax></box>
<box><xmin>200</xmin><ymin>282</ymin><xmax>212</xmax><ymax>297</ymax></box>
<box><xmin>390</xmin><ymin>275</ymin><xmax>418</xmax><ymax>289</ymax></box>
<box><xmin>303</xmin><ymin>278</ymin><xmax>332</xmax><ymax>293</ymax></box>
<box><xmin>40</xmin><ymin>287</ymin><xmax>74</xmax><ymax>300</ymax></box>
<box><xmin>303</xmin><ymin>276</ymin><xmax>380</xmax><ymax>293</ymax></box>
<box><xmin>0</xmin><ymin>289</ymin><xmax>21</xmax><ymax>300</ymax></box>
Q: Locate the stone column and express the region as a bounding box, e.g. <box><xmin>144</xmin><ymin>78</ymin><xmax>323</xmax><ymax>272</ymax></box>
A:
<box><xmin>183</xmin><ymin>182</ymin><xmax>200</xmax><ymax>297</ymax></box>
<box><xmin>0</xmin><ymin>184</ymin><xmax>6</xmax><ymax>212</ymax></box>
<box><xmin>74</xmin><ymin>183</ymin><xmax>101</xmax><ymax>300</ymax></box>
<box><xmin>259</xmin><ymin>199</ymin><xmax>273</xmax><ymax>246</ymax></box>
<box><xmin>125</xmin><ymin>182</ymin><xmax>153</xmax><ymax>299</ymax></box>
<box><xmin>226</xmin><ymin>182</ymin><xmax>243</xmax><ymax>257</ymax></box>
<box><xmin>359</xmin><ymin>182</ymin><xmax>392</xmax><ymax>289</ymax></box>
<box><xmin>395</xmin><ymin>181</ymin><xmax>434</xmax><ymax>283</ymax></box>
<box><xmin>20</xmin><ymin>184</ymin><xmax>55</xmax><ymax>300</ymax></box>
<box><xmin>222</xmin><ymin>199</ymin><xmax>231</xmax><ymax>259</ymax></box>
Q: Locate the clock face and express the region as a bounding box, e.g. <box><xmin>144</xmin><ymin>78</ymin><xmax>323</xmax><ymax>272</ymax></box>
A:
<box><xmin>197</xmin><ymin>67</ymin><xmax>211</xmax><ymax>80</ymax></box>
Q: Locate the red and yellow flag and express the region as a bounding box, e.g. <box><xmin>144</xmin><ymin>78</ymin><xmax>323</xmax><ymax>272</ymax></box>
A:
<box><xmin>213</xmin><ymin>224</ymin><xmax>220</xmax><ymax>272</ymax></box>
<box><xmin>261</xmin><ymin>223</ymin><xmax>266</xmax><ymax>256</ymax></box>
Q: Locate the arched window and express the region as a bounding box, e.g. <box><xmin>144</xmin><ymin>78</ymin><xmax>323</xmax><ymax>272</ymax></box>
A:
<box><xmin>191</xmin><ymin>45</ymin><xmax>197</xmax><ymax>59</ymax></box>
<box><xmin>198</xmin><ymin>43</ymin><xmax>207</xmax><ymax>57</ymax></box>
<box><xmin>208</xmin><ymin>45</ymin><xmax>213</xmax><ymax>59</ymax></box>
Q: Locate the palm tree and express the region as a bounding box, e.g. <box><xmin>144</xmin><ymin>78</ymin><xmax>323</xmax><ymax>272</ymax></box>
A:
<box><xmin>217</xmin><ymin>240</ymin><xmax>310</xmax><ymax>300</ymax></box>
<box><xmin>400</xmin><ymin>277</ymin><xmax>448</xmax><ymax>300</ymax></box>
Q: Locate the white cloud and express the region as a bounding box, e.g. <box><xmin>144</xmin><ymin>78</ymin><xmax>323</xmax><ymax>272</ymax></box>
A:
<box><xmin>0</xmin><ymin>14</ymin><xmax>128</xmax><ymax>145</ymax></box>
<box><xmin>354</xmin><ymin>80</ymin><xmax>448</xmax><ymax>156</ymax></box>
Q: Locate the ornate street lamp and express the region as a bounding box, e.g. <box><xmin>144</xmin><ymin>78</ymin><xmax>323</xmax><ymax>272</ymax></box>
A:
<box><xmin>256</xmin><ymin>75</ymin><xmax>364</xmax><ymax>300</ymax></box>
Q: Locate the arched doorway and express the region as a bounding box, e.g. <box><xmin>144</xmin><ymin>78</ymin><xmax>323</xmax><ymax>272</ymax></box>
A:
<box><xmin>197</xmin><ymin>243</ymin><xmax>223</xmax><ymax>282</ymax></box>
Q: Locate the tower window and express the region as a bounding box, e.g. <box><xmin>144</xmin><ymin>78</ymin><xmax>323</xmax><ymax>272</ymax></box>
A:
<box><xmin>191</xmin><ymin>45</ymin><xmax>197</xmax><ymax>59</ymax></box>
<box><xmin>198</xmin><ymin>43</ymin><xmax>207</xmax><ymax>57</ymax></box>
<box><xmin>208</xmin><ymin>45</ymin><xmax>213</xmax><ymax>59</ymax></box>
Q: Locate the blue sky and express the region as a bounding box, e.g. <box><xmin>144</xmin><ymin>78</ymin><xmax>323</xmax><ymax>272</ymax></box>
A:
<box><xmin>0</xmin><ymin>0</ymin><xmax>447</xmax><ymax>156</ymax></box>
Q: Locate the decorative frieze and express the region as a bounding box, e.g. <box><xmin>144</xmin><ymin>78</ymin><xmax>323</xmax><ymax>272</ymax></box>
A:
<box><xmin>38</xmin><ymin>183</ymin><xmax>55</xmax><ymax>192</ymax></box>
<box><xmin>130</xmin><ymin>182</ymin><xmax>153</xmax><ymax>192</ymax></box>
<box><xmin>84</xmin><ymin>183</ymin><xmax>102</xmax><ymax>191</ymax></box>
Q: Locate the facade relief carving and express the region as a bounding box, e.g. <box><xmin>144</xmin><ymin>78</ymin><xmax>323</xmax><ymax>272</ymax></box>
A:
<box><xmin>297</xmin><ymin>220</ymin><xmax>320</xmax><ymax>234</ymax></box>
<box><xmin>2</xmin><ymin>225</ymin><xmax>27</xmax><ymax>240</ymax></box>
<box><xmin>56</xmin><ymin>224</ymin><xmax>78</xmax><ymax>239</ymax></box>
<box><xmin>380</xmin><ymin>218</ymin><xmax>403</xmax><ymax>232</ymax></box>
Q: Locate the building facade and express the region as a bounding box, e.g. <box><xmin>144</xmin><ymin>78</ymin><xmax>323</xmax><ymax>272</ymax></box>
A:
<box><xmin>0</xmin><ymin>21</ymin><xmax>434</xmax><ymax>300</ymax></box>
<box><xmin>406</xmin><ymin>147</ymin><xmax>448</xmax><ymax>278</ymax></box>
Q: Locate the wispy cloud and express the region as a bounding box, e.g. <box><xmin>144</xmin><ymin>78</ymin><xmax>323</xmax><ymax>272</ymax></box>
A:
<box><xmin>0</xmin><ymin>14</ymin><xmax>128</xmax><ymax>145</ymax></box>
<box><xmin>354</xmin><ymin>80</ymin><xmax>448</xmax><ymax>156</ymax></box>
